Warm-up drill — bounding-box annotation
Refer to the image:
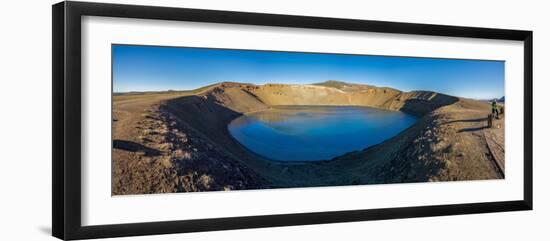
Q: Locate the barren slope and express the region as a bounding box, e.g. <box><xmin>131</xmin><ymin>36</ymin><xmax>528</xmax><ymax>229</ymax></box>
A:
<box><xmin>112</xmin><ymin>81</ymin><xmax>504</xmax><ymax>194</ymax></box>
<box><xmin>112</xmin><ymin>87</ymin><xmax>266</xmax><ymax>195</ymax></box>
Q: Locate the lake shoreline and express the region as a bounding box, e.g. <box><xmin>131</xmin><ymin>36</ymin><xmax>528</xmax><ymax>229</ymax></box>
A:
<box><xmin>228</xmin><ymin>105</ymin><xmax>418</xmax><ymax>162</ymax></box>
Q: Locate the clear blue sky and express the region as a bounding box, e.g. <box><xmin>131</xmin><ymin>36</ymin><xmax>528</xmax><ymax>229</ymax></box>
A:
<box><xmin>113</xmin><ymin>45</ymin><xmax>504</xmax><ymax>99</ymax></box>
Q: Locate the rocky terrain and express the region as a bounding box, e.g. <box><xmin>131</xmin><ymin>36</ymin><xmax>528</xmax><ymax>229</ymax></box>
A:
<box><xmin>112</xmin><ymin>81</ymin><xmax>504</xmax><ymax>194</ymax></box>
<box><xmin>112</xmin><ymin>90</ymin><xmax>266</xmax><ymax>195</ymax></box>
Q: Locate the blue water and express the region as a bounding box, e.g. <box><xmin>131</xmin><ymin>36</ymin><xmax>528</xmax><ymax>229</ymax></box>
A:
<box><xmin>228</xmin><ymin>106</ymin><xmax>418</xmax><ymax>161</ymax></box>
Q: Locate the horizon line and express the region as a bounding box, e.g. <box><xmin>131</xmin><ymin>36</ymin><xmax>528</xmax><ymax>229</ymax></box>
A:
<box><xmin>112</xmin><ymin>80</ymin><xmax>504</xmax><ymax>99</ymax></box>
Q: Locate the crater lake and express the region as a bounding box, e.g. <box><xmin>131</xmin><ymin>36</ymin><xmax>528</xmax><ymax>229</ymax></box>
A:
<box><xmin>228</xmin><ymin>106</ymin><xmax>418</xmax><ymax>161</ymax></box>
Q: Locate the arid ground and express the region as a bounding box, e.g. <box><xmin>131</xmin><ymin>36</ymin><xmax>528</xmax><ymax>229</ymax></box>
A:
<box><xmin>112</xmin><ymin>81</ymin><xmax>504</xmax><ymax>195</ymax></box>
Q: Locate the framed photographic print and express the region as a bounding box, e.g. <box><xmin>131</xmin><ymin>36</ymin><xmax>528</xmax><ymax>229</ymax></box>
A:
<box><xmin>52</xmin><ymin>1</ymin><xmax>533</xmax><ymax>240</ymax></box>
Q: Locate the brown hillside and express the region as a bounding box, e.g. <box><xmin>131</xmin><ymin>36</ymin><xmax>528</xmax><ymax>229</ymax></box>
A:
<box><xmin>112</xmin><ymin>81</ymin><xmax>504</xmax><ymax>194</ymax></box>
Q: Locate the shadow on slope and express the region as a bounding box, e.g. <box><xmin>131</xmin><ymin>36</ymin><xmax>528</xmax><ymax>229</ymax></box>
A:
<box><xmin>113</xmin><ymin>139</ymin><xmax>161</xmax><ymax>156</ymax></box>
<box><xmin>398</xmin><ymin>92</ymin><xmax>459</xmax><ymax>116</ymax></box>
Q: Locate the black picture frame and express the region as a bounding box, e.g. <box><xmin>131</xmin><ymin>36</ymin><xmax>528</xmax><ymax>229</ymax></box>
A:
<box><xmin>52</xmin><ymin>1</ymin><xmax>533</xmax><ymax>240</ymax></box>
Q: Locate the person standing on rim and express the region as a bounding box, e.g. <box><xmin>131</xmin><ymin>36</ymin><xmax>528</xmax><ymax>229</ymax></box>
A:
<box><xmin>491</xmin><ymin>99</ymin><xmax>499</xmax><ymax>119</ymax></box>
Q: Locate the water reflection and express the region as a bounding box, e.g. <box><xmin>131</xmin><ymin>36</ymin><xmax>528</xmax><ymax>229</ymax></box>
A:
<box><xmin>228</xmin><ymin>106</ymin><xmax>417</xmax><ymax>161</ymax></box>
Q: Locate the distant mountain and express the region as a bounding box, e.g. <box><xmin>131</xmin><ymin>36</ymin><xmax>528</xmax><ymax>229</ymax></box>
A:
<box><xmin>312</xmin><ymin>80</ymin><xmax>398</xmax><ymax>93</ymax></box>
<box><xmin>476</xmin><ymin>96</ymin><xmax>505</xmax><ymax>103</ymax></box>
<box><xmin>313</xmin><ymin>80</ymin><xmax>368</xmax><ymax>88</ymax></box>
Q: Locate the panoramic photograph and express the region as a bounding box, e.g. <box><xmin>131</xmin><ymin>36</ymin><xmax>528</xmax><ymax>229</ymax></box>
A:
<box><xmin>111</xmin><ymin>44</ymin><xmax>505</xmax><ymax>195</ymax></box>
